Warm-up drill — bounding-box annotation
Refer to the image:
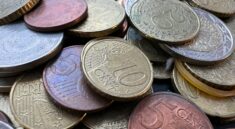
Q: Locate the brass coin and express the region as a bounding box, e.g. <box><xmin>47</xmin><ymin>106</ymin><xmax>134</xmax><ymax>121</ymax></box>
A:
<box><xmin>126</xmin><ymin>27</ymin><xmax>170</xmax><ymax>63</ymax></box>
<box><xmin>173</xmin><ymin>68</ymin><xmax>235</xmax><ymax>118</ymax></box>
<box><xmin>10</xmin><ymin>71</ymin><xmax>86</xmax><ymax>129</ymax></box>
<box><xmin>0</xmin><ymin>76</ymin><xmax>17</xmax><ymax>92</ymax></box>
<box><xmin>153</xmin><ymin>64</ymin><xmax>171</xmax><ymax>80</ymax></box>
<box><xmin>81</xmin><ymin>37</ymin><xmax>153</xmax><ymax>101</ymax></box>
<box><xmin>130</xmin><ymin>0</ymin><xmax>200</xmax><ymax>44</ymax></box>
<box><xmin>0</xmin><ymin>0</ymin><xmax>40</xmax><ymax>25</ymax></box>
<box><xmin>68</xmin><ymin>0</ymin><xmax>125</xmax><ymax>38</ymax></box>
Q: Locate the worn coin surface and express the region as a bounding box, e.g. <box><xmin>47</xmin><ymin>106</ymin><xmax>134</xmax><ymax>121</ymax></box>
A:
<box><xmin>0</xmin><ymin>76</ymin><xmax>17</xmax><ymax>92</ymax></box>
<box><xmin>82</xmin><ymin>37</ymin><xmax>153</xmax><ymax>101</ymax></box>
<box><xmin>24</xmin><ymin>0</ymin><xmax>88</xmax><ymax>32</ymax></box>
<box><xmin>153</xmin><ymin>64</ymin><xmax>171</xmax><ymax>79</ymax></box>
<box><xmin>128</xmin><ymin>92</ymin><xmax>213</xmax><ymax>129</ymax></box>
<box><xmin>69</xmin><ymin>0</ymin><xmax>125</xmax><ymax>38</ymax></box>
<box><xmin>130</xmin><ymin>0</ymin><xmax>200</xmax><ymax>44</ymax></box>
<box><xmin>173</xmin><ymin>68</ymin><xmax>235</xmax><ymax>118</ymax></box>
<box><xmin>161</xmin><ymin>8</ymin><xmax>234</xmax><ymax>65</ymax></box>
<box><xmin>10</xmin><ymin>71</ymin><xmax>86</xmax><ymax>129</ymax></box>
<box><xmin>0</xmin><ymin>21</ymin><xmax>63</xmax><ymax>77</ymax></box>
<box><xmin>43</xmin><ymin>46</ymin><xmax>112</xmax><ymax>112</ymax></box>
<box><xmin>0</xmin><ymin>0</ymin><xmax>40</xmax><ymax>25</ymax></box>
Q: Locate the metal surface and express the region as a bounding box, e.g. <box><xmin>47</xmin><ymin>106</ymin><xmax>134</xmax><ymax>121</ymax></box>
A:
<box><xmin>0</xmin><ymin>76</ymin><xmax>18</xmax><ymax>92</ymax></box>
<box><xmin>0</xmin><ymin>121</ymin><xmax>14</xmax><ymax>129</ymax></box>
<box><xmin>153</xmin><ymin>63</ymin><xmax>171</xmax><ymax>79</ymax></box>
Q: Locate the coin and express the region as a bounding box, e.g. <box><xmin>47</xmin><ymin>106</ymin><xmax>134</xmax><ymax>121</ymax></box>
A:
<box><xmin>130</xmin><ymin>0</ymin><xmax>200</xmax><ymax>44</ymax></box>
<box><xmin>126</xmin><ymin>27</ymin><xmax>170</xmax><ymax>63</ymax></box>
<box><xmin>43</xmin><ymin>45</ymin><xmax>113</xmax><ymax>112</ymax></box>
<box><xmin>0</xmin><ymin>0</ymin><xmax>40</xmax><ymax>25</ymax></box>
<box><xmin>0</xmin><ymin>76</ymin><xmax>17</xmax><ymax>92</ymax></box>
<box><xmin>0</xmin><ymin>21</ymin><xmax>63</xmax><ymax>77</ymax></box>
<box><xmin>24</xmin><ymin>0</ymin><xmax>88</xmax><ymax>32</ymax></box>
<box><xmin>124</xmin><ymin>0</ymin><xmax>138</xmax><ymax>17</ymax></box>
<box><xmin>112</xmin><ymin>19</ymin><xmax>128</xmax><ymax>38</ymax></box>
<box><xmin>153</xmin><ymin>63</ymin><xmax>171</xmax><ymax>79</ymax></box>
<box><xmin>161</xmin><ymin>8</ymin><xmax>234</xmax><ymax>65</ymax></box>
<box><xmin>128</xmin><ymin>92</ymin><xmax>213</xmax><ymax>129</ymax></box>
<box><xmin>68</xmin><ymin>0</ymin><xmax>125</xmax><ymax>38</ymax></box>
<box><xmin>173</xmin><ymin>68</ymin><xmax>235</xmax><ymax>118</ymax></box>
<box><xmin>0</xmin><ymin>121</ymin><xmax>14</xmax><ymax>129</ymax></box>
<box><xmin>81</xmin><ymin>37</ymin><xmax>153</xmax><ymax>101</ymax></box>
<box><xmin>10</xmin><ymin>71</ymin><xmax>86</xmax><ymax>129</ymax></box>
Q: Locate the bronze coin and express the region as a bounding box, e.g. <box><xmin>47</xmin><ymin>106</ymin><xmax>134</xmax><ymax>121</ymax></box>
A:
<box><xmin>24</xmin><ymin>0</ymin><xmax>88</xmax><ymax>32</ymax></box>
<box><xmin>0</xmin><ymin>111</ymin><xmax>11</xmax><ymax>125</ymax></box>
<box><xmin>128</xmin><ymin>92</ymin><xmax>213</xmax><ymax>129</ymax></box>
<box><xmin>43</xmin><ymin>45</ymin><xmax>113</xmax><ymax>112</ymax></box>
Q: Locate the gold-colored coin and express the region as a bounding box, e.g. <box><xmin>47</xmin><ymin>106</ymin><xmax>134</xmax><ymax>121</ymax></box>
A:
<box><xmin>173</xmin><ymin>68</ymin><xmax>235</xmax><ymax>118</ymax></box>
<box><xmin>153</xmin><ymin>63</ymin><xmax>171</xmax><ymax>79</ymax></box>
<box><xmin>0</xmin><ymin>77</ymin><xmax>17</xmax><ymax>92</ymax></box>
<box><xmin>68</xmin><ymin>0</ymin><xmax>125</xmax><ymax>38</ymax></box>
<box><xmin>81</xmin><ymin>37</ymin><xmax>153</xmax><ymax>101</ymax></box>
<box><xmin>10</xmin><ymin>71</ymin><xmax>86</xmax><ymax>129</ymax></box>
<box><xmin>130</xmin><ymin>0</ymin><xmax>200</xmax><ymax>44</ymax></box>
<box><xmin>0</xmin><ymin>0</ymin><xmax>40</xmax><ymax>25</ymax></box>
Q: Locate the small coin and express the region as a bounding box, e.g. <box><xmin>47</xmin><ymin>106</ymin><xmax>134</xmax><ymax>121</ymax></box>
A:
<box><xmin>0</xmin><ymin>76</ymin><xmax>17</xmax><ymax>92</ymax></box>
<box><xmin>161</xmin><ymin>8</ymin><xmax>234</xmax><ymax>65</ymax></box>
<box><xmin>173</xmin><ymin>68</ymin><xmax>235</xmax><ymax>118</ymax></box>
<box><xmin>130</xmin><ymin>0</ymin><xmax>200</xmax><ymax>44</ymax></box>
<box><xmin>128</xmin><ymin>92</ymin><xmax>213</xmax><ymax>129</ymax></box>
<box><xmin>68</xmin><ymin>0</ymin><xmax>125</xmax><ymax>38</ymax></box>
<box><xmin>153</xmin><ymin>63</ymin><xmax>171</xmax><ymax>79</ymax></box>
<box><xmin>0</xmin><ymin>0</ymin><xmax>40</xmax><ymax>25</ymax></box>
<box><xmin>81</xmin><ymin>37</ymin><xmax>153</xmax><ymax>101</ymax></box>
<box><xmin>10</xmin><ymin>71</ymin><xmax>86</xmax><ymax>129</ymax></box>
<box><xmin>0</xmin><ymin>21</ymin><xmax>63</xmax><ymax>77</ymax></box>
<box><xmin>43</xmin><ymin>45</ymin><xmax>113</xmax><ymax>112</ymax></box>
<box><xmin>24</xmin><ymin>0</ymin><xmax>88</xmax><ymax>32</ymax></box>
<box><xmin>0</xmin><ymin>121</ymin><xmax>14</xmax><ymax>129</ymax></box>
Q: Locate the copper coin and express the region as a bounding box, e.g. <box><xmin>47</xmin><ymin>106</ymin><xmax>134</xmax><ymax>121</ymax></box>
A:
<box><xmin>43</xmin><ymin>45</ymin><xmax>112</xmax><ymax>112</ymax></box>
<box><xmin>128</xmin><ymin>92</ymin><xmax>213</xmax><ymax>129</ymax></box>
<box><xmin>24</xmin><ymin>0</ymin><xmax>88</xmax><ymax>32</ymax></box>
<box><xmin>0</xmin><ymin>111</ymin><xmax>11</xmax><ymax>125</ymax></box>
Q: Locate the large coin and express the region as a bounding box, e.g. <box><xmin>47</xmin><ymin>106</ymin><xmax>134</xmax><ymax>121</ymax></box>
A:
<box><xmin>130</xmin><ymin>0</ymin><xmax>200</xmax><ymax>44</ymax></box>
<box><xmin>0</xmin><ymin>0</ymin><xmax>40</xmax><ymax>25</ymax></box>
<box><xmin>161</xmin><ymin>8</ymin><xmax>234</xmax><ymax>65</ymax></box>
<box><xmin>81</xmin><ymin>37</ymin><xmax>153</xmax><ymax>101</ymax></box>
<box><xmin>0</xmin><ymin>76</ymin><xmax>17</xmax><ymax>92</ymax></box>
<box><xmin>24</xmin><ymin>0</ymin><xmax>88</xmax><ymax>32</ymax></box>
<box><xmin>68</xmin><ymin>0</ymin><xmax>125</xmax><ymax>38</ymax></box>
<box><xmin>43</xmin><ymin>46</ymin><xmax>113</xmax><ymax>112</ymax></box>
<box><xmin>10</xmin><ymin>71</ymin><xmax>86</xmax><ymax>129</ymax></box>
<box><xmin>128</xmin><ymin>92</ymin><xmax>213</xmax><ymax>129</ymax></box>
<box><xmin>0</xmin><ymin>21</ymin><xmax>63</xmax><ymax>77</ymax></box>
<box><xmin>173</xmin><ymin>68</ymin><xmax>235</xmax><ymax>118</ymax></box>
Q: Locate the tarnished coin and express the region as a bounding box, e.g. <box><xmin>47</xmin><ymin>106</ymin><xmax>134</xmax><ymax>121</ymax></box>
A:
<box><xmin>43</xmin><ymin>46</ymin><xmax>113</xmax><ymax>112</ymax></box>
<box><xmin>0</xmin><ymin>0</ymin><xmax>40</xmax><ymax>25</ymax></box>
<box><xmin>0</xmin><ymin>76</ymin><xmax>17</xmax><ymax>92</ymax></box>
<box><xmin>10</xmin><ymin>71</ymin><xmax>86</xmax><ymax>129</ymax></box>
<box><xmin>0</xmin><ymin>121</ymin><xmax>14</xmax><ymax>129</ymax></box>
<box><xmin>127</xmin><ymin>27</ymin><xmax>170</xmax><ymax>63</ymax></box>
<box><xmin>153</xmin><ymin>64</ymin><xmax>171</xmax><ymax>79</ymax></box>
<box><xmin>173</xmin><ymin>68</ymin><xmax>235</xmax><ymax>118</ymax></box>
<box><xmin>82</xmin><ymin>37</ymin><xmax>153</xmax><ymax>101</ymax></box>
<box><xmin>128</xmin><ymin>92</ymin><xmax>213</xmax><ymax>129</ymax></box>
<box><xmin>130</xmin><ymin>0</ymin><xmax>200</xmax><ymax>44</ymax></box>
<box><xmin>69</xmin><ymin>0</ymin><xmax>125</xmax><ymax>38</ymax></box>
<box><xmin>24</xmin><ymin>0</ymin><xmax>88</xmax><ymax>32</ymax></box>
<box><xmin>161</xmin><ymin>8</ymin><xmax>234</xmax><ymax>65</ymax></box>
<box><xmin>0</xmin><ymin>21</ymin><xmax>63</xmax><ymax>77</ymax></box>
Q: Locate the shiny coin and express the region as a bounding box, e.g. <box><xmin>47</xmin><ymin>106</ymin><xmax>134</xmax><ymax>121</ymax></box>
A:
<box><xmin>10</xmin><ymin>71</ymin><xmax>86</xmax><ymax>129</ymax></box>
<box><xmin>161</xmin><ymin>8</ymin><xmax>234</xmax><ymax>65</ymax></box>
<box><xmin>0</xmin><ymin>76</ymin><xmax>17</xmax><ymax>92</ymax></box>
<box><xmin>24</xmin><ymin>0</ymin><xmax>88</xmax><ymax>32</ymax></box>
<box><xmin>68</xmin><ymin>0</ymin><xmax>125</xmax><ymax>38</ymax></box>
<box><xmin>153</xmin><ymin>63</ymin><xmax>171</xmax><ymax>79</ymax></box>
<box><xmin>43</xmin><ymin>46</ymin><xmax>113</xmax><ymax>112</ymax></box>
<box><xmin>173</xmin><ymin>68</ymin><xmax>235</xmax><ymax>118</ymax></box>
<box><xmin>0</xmin><ymin>0</ymin><xmax>40</xmax><ymax>25</ymax></box>
<box><xmin>130</xmin><ymin>0</ymin><xmax>200</xmax><ymax>44</ymax></box>
<box><xmin>0</xmin><ymin>121</ymin><xmax>14</xmax><ymax>129</ymax></box>
<box><xmin>82</xmin><ymin>37</ymin><xmax>153</xmax><ymax>101</ymax></box>
<box><xmin>128</xmin><ymin>92</ymin><xmax>213</xmax><ymax>129</ymax></box>
<box><xmin>0</xmin><ymin>21</ymin><xmax>63</xmax><ymax>77</ymax></box>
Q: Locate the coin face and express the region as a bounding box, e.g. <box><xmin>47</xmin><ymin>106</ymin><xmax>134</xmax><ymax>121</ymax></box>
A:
<box><xmin>0</xmin><ymin>21</ymin><xmax>63</xmax><ymax>76</ymax></box>
<box><xmin>161</xmin><ymin>8</ymin><xmax>234</xmax><ymax>65</ymax></box>
<box><xmin>153</xmin><ymin>64</ymin><xmax>171</xmax><ymax>79</ymax></box>
<box><xmin>0</xmin><ymin>76</ymin><xmax>17</xmax><ymax>92</ymax></box>
<box><xmin>69</xmin><ymin>0</ymin><xmax>125</xmax><ymax>37</ymax></box>
<box><xmin>0</xmin><ymin>0</ymin><xmax>40</xmax><ymax>25</ymax></box>
<box><xmin>43</xmin><ymin>46</ymin><xmax>112</xmax><ymax>112</ymax></box>
<box><xmin>130</xmin><ymin>0</ymin><xmax>200</xmax><ymax>44</ymax></box>
<box><xmin>10</xmin><ymin>71</ymin><xmax>85</xmax><ymax>129</ymax></box>
<box><xmin>128</xmin><ymin>92</ymin><xmax>213</xmax><ymax>129</ymax></box>
<box><xmin>24</xmin><ymin>0</ymin><xmax>88</xmax><ymax>31</ymax></box>
<box><xmin>82</xmin><ymin>37</ymin><xmax>153</xmax><ymax>101</ymax></box>
<box><xmin>173</xmin><ymin>68</ymin><xmax>235</xmax><ymax>118</ymax></box>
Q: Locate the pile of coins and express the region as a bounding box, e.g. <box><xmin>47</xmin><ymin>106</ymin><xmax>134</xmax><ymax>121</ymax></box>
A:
<box><xmin>0</xmin><ymin>0</ymin><xmax>235</xmax><ymax>128</ymax></box>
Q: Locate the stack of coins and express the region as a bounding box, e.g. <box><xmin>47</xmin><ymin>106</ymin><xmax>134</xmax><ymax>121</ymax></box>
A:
<box><xmin>0</xmin><ymin>0</ymin><xmax>235</xmax><ymax>128</ymax></box>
